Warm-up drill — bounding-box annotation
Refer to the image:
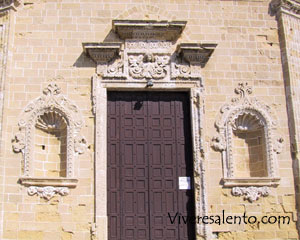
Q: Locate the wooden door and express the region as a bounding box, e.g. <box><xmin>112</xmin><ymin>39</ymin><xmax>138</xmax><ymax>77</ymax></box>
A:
<box><xmin>107</xmin><ymin>91</ymin><xmax>195</xmax><ymax>240</ymax></box>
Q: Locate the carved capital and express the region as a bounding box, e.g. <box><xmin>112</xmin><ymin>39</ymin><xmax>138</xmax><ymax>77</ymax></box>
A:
<box><xmin>0</xmin><ymin>0</ymin><xmax>21</xmax><ymax>13</ymax></box>
<box><xmin>270</xmin><ymin>0</ymin><xmax>300</xmax><ymax>16</ymax></box>
<box><xmin>27</xmin><ymin>186</ymin><xmax>69</xmax><ymax>200</ymax></box>
<box><xmin>232</xmin><ymin>186</ymin><xmax>270</xmax><ymax>202</ymax></box>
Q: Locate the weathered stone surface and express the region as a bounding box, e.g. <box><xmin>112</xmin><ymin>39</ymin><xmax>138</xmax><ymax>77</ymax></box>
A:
<box><xmin>0</xmin><ymin>0</ymin><xmax>298</xmax><ymax>240</ymax></box>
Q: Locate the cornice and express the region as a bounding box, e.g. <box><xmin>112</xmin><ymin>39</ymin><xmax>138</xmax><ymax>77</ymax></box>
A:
<box><xmin>112</xmin><ymin>20</ymin><xmax>187</xmax><ymax>41</ymax></box>
<box><xmin>82</xmin><ymin>42</ymin><xmax>122</xmax><ymax>63</ymax></box>
<box><xmin>270</xmin><ymin>0</ymin><xmax>300</xmax><ymax>17</ymax></box>
<box><xmin>176</xmin><ymin>43</ymin><xmax>217</xmax><ymax>67</ymax></box>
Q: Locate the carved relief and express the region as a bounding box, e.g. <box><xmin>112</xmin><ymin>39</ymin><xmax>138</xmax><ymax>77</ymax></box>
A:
<box><xmin>83</xmin><ymin>40</ymin><xmax>217</xmax><ymax>84</ymax></box>
<box><xmin>171</xmin><ymin>57</ymin><xmax>191</xmax><ymax>79</ymax></box>
<box><xmin>28</xmin><ymin>186</ymin><xmax>69</xmax><ymax>201</ymax></box>
<box><xmin>212</xmin><ymin>82</ymin><xmax>282</xmax><ymax>185</ymax></box>
<box><xmin>232</xmin><ymin>186</ymin><xmax>270</xmax><ymax>202</ymax></box>
<box><xmin>13</xmin><ymin>83</ymin><xmax>86</xmax><ymax>188</ymax></box>
<box><xmin>128</xmin><ymin>53</ymin><xmax>169</xmax><ymax>80</ymax></box>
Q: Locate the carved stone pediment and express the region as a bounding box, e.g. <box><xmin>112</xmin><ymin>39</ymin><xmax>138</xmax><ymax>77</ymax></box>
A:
<box><xmin>112</xmin><ymin>20</ymin><xmax>187</xmax><ymax>41</ymax></box>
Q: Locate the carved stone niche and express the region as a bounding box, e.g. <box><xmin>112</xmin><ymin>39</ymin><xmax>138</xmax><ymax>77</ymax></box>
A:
<box><xmin>211</xmin><ymin>83</ymin><xmax>282</xmax><ymax>199</ymax></box>
<box><xmin>12</xmin><ymin>83</ymin><xmax>87</xmax><ymax>200</ymax></box>
<box><xmin>83</xmin><ymin>20</ymin><xmax>217</xmax><ymax>85</ymax></box>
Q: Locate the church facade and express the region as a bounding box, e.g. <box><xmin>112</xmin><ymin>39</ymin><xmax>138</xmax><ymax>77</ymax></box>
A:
<box><xmin>0</xmin><ymin>0</ymin><xmax>300</xmax><ymax>239</ymax></box>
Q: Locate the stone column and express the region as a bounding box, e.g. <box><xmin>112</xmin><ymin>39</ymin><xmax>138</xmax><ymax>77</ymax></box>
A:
<box><xmin>0</xmin><ymin>0</ymin><xmax>22</xmax><ymax>238</ymax></box>
<box><xmin>270</xmin><ymin>0</ymin><xmax>300</xmax><ymax>231</ymax></box>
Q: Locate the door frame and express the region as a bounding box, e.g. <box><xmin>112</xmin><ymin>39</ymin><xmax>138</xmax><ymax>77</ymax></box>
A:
<box><xmin>93</xmin><ymin>77</ymin><xmax>209</xmax><ymax>240</ymax></box>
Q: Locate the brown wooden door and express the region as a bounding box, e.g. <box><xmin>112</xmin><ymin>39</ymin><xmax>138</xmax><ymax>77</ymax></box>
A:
<box><xmin>107</xmin><ymin>92</ymin><xmax>195</xmax><ymax>240</ymax></box>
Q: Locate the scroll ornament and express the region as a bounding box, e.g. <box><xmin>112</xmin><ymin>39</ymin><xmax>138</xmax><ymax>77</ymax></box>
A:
<box><xmin>232</xmin><ymin>186</ymin><xmax>270</xmax><ymax>202</ymax></box>
<box><xmin>28</xmin><ymin>186</ymin><xmax>69</xmax><ymax>201</ymax></box>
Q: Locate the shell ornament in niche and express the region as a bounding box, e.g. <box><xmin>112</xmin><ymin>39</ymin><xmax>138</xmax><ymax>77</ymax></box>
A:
<box><xmin>232</xmin><ymin>112</ymin><xmax>264</xmax><ymax>132</ymax></box>
<box><xmin>36</xmin><ymin>111</ymin><xmax>67</xmax><ymax>132</ymax></box>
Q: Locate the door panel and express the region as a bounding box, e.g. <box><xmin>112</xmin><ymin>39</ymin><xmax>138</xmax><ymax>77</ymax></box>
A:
<box><xmin>107</xmin><ymin>92</ymin><xmax>195</xmax><ymax>240</ymax></box>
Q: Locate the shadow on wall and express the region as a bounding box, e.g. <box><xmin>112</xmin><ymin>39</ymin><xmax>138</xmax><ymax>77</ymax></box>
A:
<box><xmin>73</xmin><ymin>29</ymin><xmax>121</xmax><ymax>68</ymax></box>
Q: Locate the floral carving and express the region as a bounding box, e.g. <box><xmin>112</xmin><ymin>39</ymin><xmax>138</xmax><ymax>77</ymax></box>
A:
<box><xmin>232</xmin><ymin>186</ymin><xmax>270</xmax><ymax>202</ymax></box>
<box><xmin>13</xmin><ymin>83</ymin><xmax>86</xmax><ymax>178</ymax></box>
<box><xmin>234</xmin><ymin>82</ymin><xmax>252</xmax><ymax>98</ymax></box>
<box><xmin>43</xmin><ymin>82</ymin><xmax>61</xmax><ymax>96</ymax></box>
<box><xmin>27</xmin><ymin>186</ymin><xmax>69</xmax><ymax>200</ymax></box>
<box><xmin>105</xmin><ymin>59</ymin><xmax>124</xmax><ymax>77</ymax></box>
<box><xmin>212</xmin><ymin>82</ymin><xmax>281</xmax><ymax>180</ymax></box>
<box><xmin>172</xmin><ymin>58</ymin><xmax>191</xmax><ymax>79</ymax></box>
<box><xmin>128</xmin><ymin>53</ymin><xmax>169</xmax><ymax>80</ymax></box>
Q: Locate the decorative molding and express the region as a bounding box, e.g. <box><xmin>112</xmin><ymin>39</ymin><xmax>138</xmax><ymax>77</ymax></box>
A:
<box><xmin>83</xmin><ymin>41</ymin><xmax>218</xmax><ymax>84</ymax></box>
<box><xmin>0</xmin><ymin>0</ymin><xmax>21</xmax><ymax>13</ymax></box>
<box><xmin>128</xmin><ymin>53</ymin><xmax>169</xmax><ymax>80</ymax></box>
<box><xmin>212</xmin><ymin>82</ymin><xmax>282</xmax><ymax>183</ymax></box>
<box><xmin>13</xmin><ymin>83</ymin><xmax>86</xmax><ymax>179</ymax></box>
<box><xmin>112</xmin><ymin>20</ymin><xmax>186</xmax><ymax>41</ymax></box>
<box><xmin>222</xmin><ymin>177</ymin><xmax>280</xmax><ymax>187</ymax></box>
<box><xmin>83</xmin><ymin>42</ymin><xmax>122</xmax><ymax>63</ymax></box>
<box><xmin>232</xmin><ymin>186</ymin><xmax>270</xmax><ymax>202</ymax></box>
<box><xmin>270</xmin><ymin>0</ymin><xmax>300</xmax><ymax>17</ymax></box>
<box><xmin>27</xmin><ymin>186</ymin><xmax>69</xmax><ymax>201</ymax></box>
<box><xmin>176</xmin><ymin>43</ymin><xmax>217</xmax><ymax>67</ymax></box>
<box><xmin>19</xmin><ymin>177</ymin><xmax>78</xmax><ymax>188</ymax></box>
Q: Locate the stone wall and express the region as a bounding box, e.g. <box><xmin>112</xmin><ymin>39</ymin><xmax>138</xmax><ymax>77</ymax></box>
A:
<box><xmin>0</xmin><ymin>0</ymin><xmax>298</xmax><ymax>239</ymax></box>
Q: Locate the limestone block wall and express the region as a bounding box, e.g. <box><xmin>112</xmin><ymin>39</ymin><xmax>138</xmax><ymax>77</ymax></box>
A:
<box><xmin>0</xmin><ymin>0</ymin><xmax>298</xmax><ymax>240</ymax></box>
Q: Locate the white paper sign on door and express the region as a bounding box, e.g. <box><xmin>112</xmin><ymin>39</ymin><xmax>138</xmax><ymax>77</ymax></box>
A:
<box><xmin>179</xmin><ymin>177</ymin><xmax>191</xmax><ymax>190</ymax></box>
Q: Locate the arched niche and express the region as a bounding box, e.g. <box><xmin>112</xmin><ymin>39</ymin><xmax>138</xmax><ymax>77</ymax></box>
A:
<box><xmin>12</xmin><ymin>83</ymin><xmax>87</xmax><ymax>200</ymax></box>
<box><xmin>212</xmin><ymin>83</ymin><xmax>283</xmax><ymax>188</ymax></box>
